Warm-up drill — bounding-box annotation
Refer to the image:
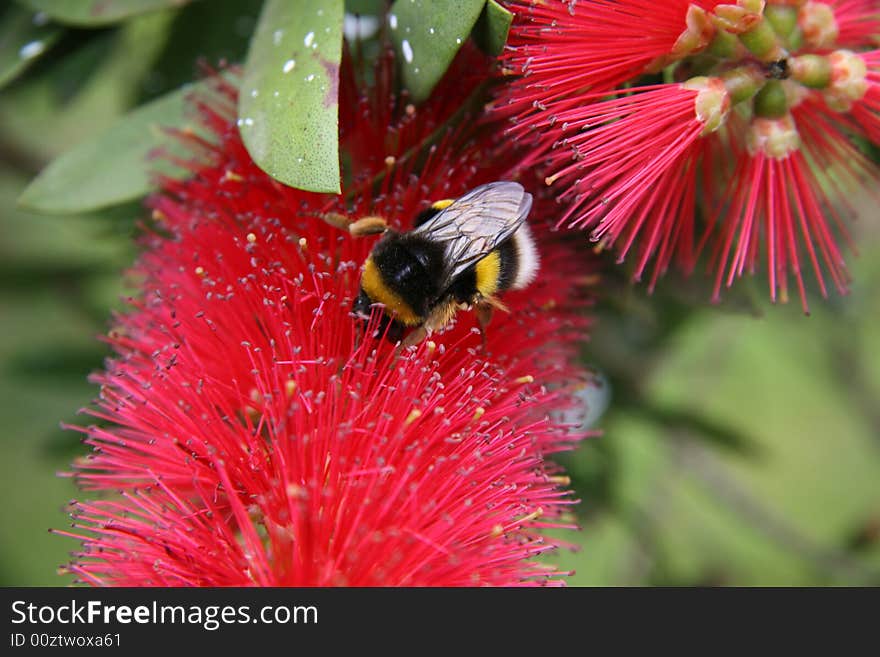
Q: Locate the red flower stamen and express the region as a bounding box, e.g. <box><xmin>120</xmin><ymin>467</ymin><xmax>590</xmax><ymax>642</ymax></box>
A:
<box><xmin>542</xmin><ymin>78</ymin><xmax>731</xmax><ymax>287</ymax></box>
<box><xmin>497</xmin><ymin>0</ymin><xmax>722</xmax><ymax>135</ymax></box>
<box><xmin>821</xmin><ymin>0</ymin><xmax>880</xmax><ymax>49</ymax></box>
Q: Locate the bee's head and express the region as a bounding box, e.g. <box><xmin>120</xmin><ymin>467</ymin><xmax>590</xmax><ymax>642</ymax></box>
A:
<box><xmin>352</xmin><ymin>288</ymin><xmax>405</xmax><ymax>343</ymax></box>
<box><xmin>352</xmin><ymin>287</ymin><xmax>373</xmax><ymax>321</ymax></box>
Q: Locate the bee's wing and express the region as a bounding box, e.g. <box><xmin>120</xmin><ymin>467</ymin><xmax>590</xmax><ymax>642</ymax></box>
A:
<box><xmin>411</xmin><ymin>181</ymin><xmax>533</xmax><ymax>290</ymax></box>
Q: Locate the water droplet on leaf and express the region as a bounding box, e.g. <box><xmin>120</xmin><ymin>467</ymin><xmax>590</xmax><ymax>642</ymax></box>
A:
<box><xmin>401</xmin><ymin>39</ymin><xmax>414</xmax><ymax>64</ymax></box>
<box><xmin>19</xmin><ymin>41</ymin><xmax>45</xmax><ymax>60</ymax></box>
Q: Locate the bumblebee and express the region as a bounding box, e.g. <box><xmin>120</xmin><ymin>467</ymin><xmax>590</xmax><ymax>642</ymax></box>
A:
<box><xmin>341</xmin><ymin>182</ymin><xmax>540</xmax><ymax>347</ymax></box>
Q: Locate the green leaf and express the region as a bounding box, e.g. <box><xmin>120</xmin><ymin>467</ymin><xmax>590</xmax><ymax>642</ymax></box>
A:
<box><xmin>16</xmin><ymin>0</ymin><xmax>189</xmax><ymax>27</ymax></box>
<box><xmin>142</xmin><ymin>0</ymin><xmax>264</xmax><ymax>101</ymax></box>
<box><xmin>0</xmin><ymin>6</ymin><xmax>62</xmax><ymax>89</ymax></box>
<box><xmin>18</xmin><ymin>81</ymin><xmax>207</xmax><ymax>214</ymax></box>
<box><xmin>344</xmin><ymin>0</ymin><xmax>386</xmax><ymax>15</ymax></box>
<box><xmin>473</xmin><ymin>0</ymin><xmax>512</xmax><ymax>56</ymax></box>
<box><xmin>239</xmin><ymin>0</ymin><xmax>343</xmax><ymax>194</ymax></box>
<box><xmin>389</xmin><ymin>0</ymin><xmax>486</xmax><ymax>103</ymax></box>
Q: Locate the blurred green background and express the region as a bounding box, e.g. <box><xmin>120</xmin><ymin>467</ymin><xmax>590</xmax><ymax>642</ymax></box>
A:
<box><xmin>1</xmin><ymin>1</ymin><xmax>878</xmax><ymax>586</ymax></box>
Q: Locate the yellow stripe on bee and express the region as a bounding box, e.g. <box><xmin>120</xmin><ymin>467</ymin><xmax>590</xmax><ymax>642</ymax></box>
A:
<box><xmin>475</xmin><ymin>250</ymin><xmax>501</xmax><ymax>297</ymax></box>
<box><xmin>361</xmin><ymin>258</ymin><xmax>422</xmax><ymax>326</ymax></box>
<box><xmin>431</xmin><ymin>199</ymin><xmax>455</xmax><ymax>210</ymax></box>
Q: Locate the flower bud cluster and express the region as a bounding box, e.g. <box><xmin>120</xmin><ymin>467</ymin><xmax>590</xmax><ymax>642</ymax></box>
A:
<box><xmin>671</xmin><ymin>1</ymin><xmax>872</xmax><ymax>160</ymax></box>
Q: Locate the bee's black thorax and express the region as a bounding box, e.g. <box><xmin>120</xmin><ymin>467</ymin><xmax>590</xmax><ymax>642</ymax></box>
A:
<box><xmin>365</xmin><ymin>232</ymin><xmax>446</xmax><ymax>320</ymax></box>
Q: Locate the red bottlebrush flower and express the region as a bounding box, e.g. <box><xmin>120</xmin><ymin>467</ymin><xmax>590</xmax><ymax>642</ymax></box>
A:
<box><xmin>706</xmin><ymin>114</ymin><xmax>853</xmax><ymax>311</ymax></box>
<box><xmin>542</xmin><ymin>78</ymin><xmax>733</xmax><ymax>288</ymax></box>
<box><xmin>54</xmin><ymin>48</ymin><xmax>596</xmax><ymax>586</ymax></box>
<box><xmin>495</xmin><ymin>0</ymin><xmax>880</xmax><ymax>311</ymax></box>
<box><xmin>809</xmin><ymin>1</ymin><xmax>880</xmax><ymax>49</ymax></box>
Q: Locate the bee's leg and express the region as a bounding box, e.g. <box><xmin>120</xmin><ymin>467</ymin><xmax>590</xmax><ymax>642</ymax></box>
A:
<box><xmin>424</xmin><ymin>300</ymin><xmax>458</xmax><ymax>336</ymax></box>
<box><xmin>475</xmin><ymin>302</ymin><xmax>494</xmax><ymax>349</ymax></box>
<box><xmin>398</xmin><ymin>326</ymin><xmax>428</xmax><ymax>352</ymax></box>
<box><xmin>395</xmin><ymin>300</ymin><xmax>455</xmax><ymax>356</ymax></box>
<box><xmin>483</xmin><ymin>294</ymin><xmax>510</xmax><ymax>314</ymax></box>
<box><xmin>353</xmin><ymin>322</ymin><xmax>363</xmax><ymax>351</ymax></box>
<box><xmin>392</xmin><ymin>327</ymin><xmax>427</xmax><ymax>366</ymax></box>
